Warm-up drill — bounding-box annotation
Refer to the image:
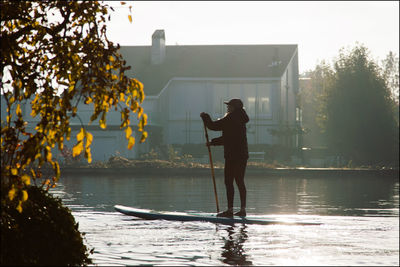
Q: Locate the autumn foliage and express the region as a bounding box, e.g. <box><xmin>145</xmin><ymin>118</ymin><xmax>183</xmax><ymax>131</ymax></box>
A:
<box><xmin>1</xmin><ymin>1</ymin><xmax>147</xmax><ymax>210</ymax></box>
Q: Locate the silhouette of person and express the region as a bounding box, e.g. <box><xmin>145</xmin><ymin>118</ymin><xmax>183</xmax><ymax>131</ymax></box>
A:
<box><xmin>201</xmin><ymin>98</ymin><xmax>249</xmax><ymax>217</ymax></box>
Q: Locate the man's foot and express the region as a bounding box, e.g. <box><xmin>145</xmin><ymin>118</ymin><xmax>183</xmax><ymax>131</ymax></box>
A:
<box><xmin>234</xmin><ymin>209</ymin><xmax>246</xmax><ymax>217</ymax></box>
<box><xmin>217</xmin><ymin>210</ymin><xmax>233</xmax><ymax>218</ymax></box>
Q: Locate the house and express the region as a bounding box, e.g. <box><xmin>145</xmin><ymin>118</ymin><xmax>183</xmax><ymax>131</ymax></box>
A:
<box><xmin>119</xmin><ymin>30</ymin><xmax>301</xmax><ymax>157</ymax></box>
<box><xmin>1</xmin><ymin>30</ymin><xmax>301</xmax><ymax>162</ymax></box>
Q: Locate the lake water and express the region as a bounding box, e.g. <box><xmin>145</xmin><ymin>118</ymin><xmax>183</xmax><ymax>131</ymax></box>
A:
<box><xmin>50</xmin><ymin>172</ymin><xmax>399</xmax><ymax>266</ymax></box>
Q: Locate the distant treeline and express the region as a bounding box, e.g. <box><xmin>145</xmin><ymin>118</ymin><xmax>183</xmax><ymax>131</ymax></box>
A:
<box><xmin>299</xmin><ymin>44</ymin><xmax>399</xmax><ymax>166</ymax></box>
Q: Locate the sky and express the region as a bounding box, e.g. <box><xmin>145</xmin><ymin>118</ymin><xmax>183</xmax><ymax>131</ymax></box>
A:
<box><xmin>108</xmin><ymin>1</ymin><xmax>398</xmax><ymax>74</ymax></box>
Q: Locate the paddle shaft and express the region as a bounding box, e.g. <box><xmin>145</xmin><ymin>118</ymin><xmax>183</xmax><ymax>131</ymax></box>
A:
<box><xmin>203</xmin><ymin>121</ymin><xmax>220</xmax><ymax>213</ymax></box>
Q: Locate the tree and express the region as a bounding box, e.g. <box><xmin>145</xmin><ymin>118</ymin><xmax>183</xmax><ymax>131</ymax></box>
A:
<box><xmin>1</xmin><ymin>1</ymin><xmax>147</xmax><ymax>211</ymax></box>
<box><xmin>381</xmin><ymin>51</ymin><xmax>399</xmax><ymax>105</ymax></box>
<box><xmin>319</xmin><ymin>44</ymin><xmax>398</xmax><ymax>165</ymax></box>
<box><xmin>299</xmin><ymin>61</ymin><xmax>333</xmax><ymax>149</ymax></box>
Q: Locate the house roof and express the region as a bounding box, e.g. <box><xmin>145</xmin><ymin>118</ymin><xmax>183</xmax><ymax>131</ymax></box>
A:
<box><xmin>119</xmin><ymin>44</ymin><xmax>298</xmax><ymax>96</ymax></box>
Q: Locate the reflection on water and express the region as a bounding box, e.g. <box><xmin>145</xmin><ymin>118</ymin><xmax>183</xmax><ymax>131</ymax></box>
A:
<box><xmin>50</xmin><ymin>173</ymin><xmax>399</xmax><ymax>266</ymax></box>
<box><xmin>220</xmin><ymin>225</ymin><xmax>252</xmax><ymax>265</ymax></box>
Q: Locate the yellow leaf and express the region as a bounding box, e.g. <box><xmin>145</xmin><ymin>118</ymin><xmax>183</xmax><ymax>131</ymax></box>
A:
<box><xmin>54</xmin><ymin>161</ymin><xmax>60</xmax><ymax>180</ymax></box>
<box><xmin>72</xmin><ymin>142</ymin><xmax>83</xmax><ymax>157</ymax></box>
<box><xmin>46</xmin><ymin>146</ymin><xmax>52</xmax><ymax>162</ymax></box>
<box><xmin>77</xmin><ymin>128</ymin><xmax>84</xmax><ymax>142</ymax></box>
<box><xmin>127</xmin><ymin>136</ymin><xmax>135</xmax><ymax>150</ymax></box>
<box><xmin>58</xmin><ymin>141</ymin><xmax>64</xmax><ymax>151</ymax></box>
<box><xmin>46</xmin><ymin>150</ymin><xmax>52</xmax><ymax>162</ymax></box>
<box><xmin>85</xmin><ymin>132</ymin><xmax>93</xmax><ymax>148</ymax></box>
<box><xmin>137</xmin><ymin>106</ymin><xmax>143</xmax><ymax>118</ymax></box>
<box><xmin>21</xmin><ymin>174</ymin><xmax>30</xmax><ymax>185</ymax></box>
<box><xmin>16</xmin><ymin>104</ymin><xmax>22</xmax><ymax>116</ymax></box>
<box><xmin>86</xmin><ymin>147</ymin><xmax>92</xmax><ymax>163</ymax></box>
<box><xmin>48</xmin><ymin>129</ymin><xmax>56</xmax><ymax>139</ymax></box>
<box><xmin>106</xmin><ymin>64</ymin><xmax>110</xmax><ymax>70</ymax></box>
<box><xmin>125</xmin><ymin>126</ymin><xmax>132</xmax><ymax>139</ymax></box>
<box><xmin>140</xmin><ymin>131</ymin><xmax>148</xmax><ymax>143</ymax></box>
<box><xmin>130</xmin><ymin>100</ymin><xmax>138</xmax><ymax>112</ymax></box>
<box><xmin>128</xmin><ymin>15</ymin><xmax>132</xmax><ymax>23</ymax></box>
<box><xmin>22</xmin><ymin>190</ymin><xmax>28</xmax><ymax>201</ymax></box>
<box><xmin>16</xmin><ymin>202</ymin><xmax>23</xmax><ymax>213</ymax></box>
<box><xmin>138</xmin><ymin>113</ymin><xmax>147</xmax><ymax>131</ymax></box>
<box><xmin>32</xmin><ymin>94</ymin><xmax>39</xmax><ymax>104</ymax></box>
<box><xmin>109</xmin><ymin>55</ymin><xmax>115</xmax><ymax>62</ymax></box>
<box><xmin>16</xmin><ymin>80</ymin><xmax>22</xmax><ymax>89</ymax></box>
<box><xmin>142</xmin><ymin>113</ymin><xmax>148</xmax><ymax>125</ymax></box>
<box><xmin>30</xmin><ymin>169</ymin><xmax>36</xmax><ymax>179</ymax></box>
<box><xmin>125</xmin><ymin>95</ymin><xmax>131</xmax><ymax>106</ymax></box>
<box><xmin>99</xmin><ymin>120</ymin><xmax>106</xmax><ymax>129</ymax></box>
<box><xmin>8</xmin><ymin>187</ymin><xmax>16</xmax><ymax>201</ymax></box>
<box><xmin>137</xmin><ymin>80</ymin><xmax>143</xmax><ymax>91</ymax></box>
<box><xmin>11</xmin><ymin>168</ymin><xmax>17</xmax><ymax>175</ymax></box>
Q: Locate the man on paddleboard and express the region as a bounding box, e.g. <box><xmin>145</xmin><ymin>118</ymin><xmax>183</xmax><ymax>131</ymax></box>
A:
<box><xmin>200</xmin><ymin>98</ymin><xmax>249</xmax><ymax>217</ymax></box>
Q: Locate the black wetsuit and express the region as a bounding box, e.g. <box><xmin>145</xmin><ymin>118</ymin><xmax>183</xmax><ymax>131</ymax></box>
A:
<box><xmin>201</xmin><ymin>108</ymin><xmax>249</xmax><ymax>210</ymax></box>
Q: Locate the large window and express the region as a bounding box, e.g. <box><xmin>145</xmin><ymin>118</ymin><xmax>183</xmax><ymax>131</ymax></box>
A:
<box><xmin>259</xmin><ymin>97</ymin><xmax>270</xmax><ymax>114</ymax></box>
<box><xmin>247</xmin><ymin>97</ymin><xmax>256</xmax><ymax>115</ymax></box>
<box><xmin>210</xmin><ymin>80</ymin><xmax>273</xmax><ymax>118</ymax></box>
<box><xmin>257</xmin><ymin>83</ymin><xmax>271</xmax><ymax>116</ymax></box>
<box><xmin>242</xmin><ymin>83</ymin><xmax>256</xmax><ymax>116</ymax></box>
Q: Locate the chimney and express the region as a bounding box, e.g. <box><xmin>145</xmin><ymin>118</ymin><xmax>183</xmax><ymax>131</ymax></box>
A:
<box><xmin>151</xmin><ymin>30</ymin><xmax>166</xmax><ymax>65</ymax></box>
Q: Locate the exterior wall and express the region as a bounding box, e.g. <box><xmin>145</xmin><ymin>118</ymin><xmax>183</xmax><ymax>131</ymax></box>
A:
<box><xmin>156</xmin><ymin>78</ymin><xmax>282</xmax><ymax>146</ymax></box>
<box><xmin>142</xmin><ymin>96</ymin><xmax>160</xmax><ymax>126</ymax></box>
<box><xmin>279</xmin><ymin>48</ymin><xmax>300</xmax><ymax>148</ymax></box>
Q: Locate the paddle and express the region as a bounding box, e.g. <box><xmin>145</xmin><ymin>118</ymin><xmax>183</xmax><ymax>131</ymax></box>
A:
<box><xmin>202</xmin><ymin>121</ymin><xmax>220</xmax><ymax>213</ymax></box>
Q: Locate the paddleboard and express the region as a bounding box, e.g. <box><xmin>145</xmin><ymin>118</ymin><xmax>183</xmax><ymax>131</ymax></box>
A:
<box><xmin>114</xmin><ymin>205</ymin><xmax>321</xmax><ymax>226</ymax></box>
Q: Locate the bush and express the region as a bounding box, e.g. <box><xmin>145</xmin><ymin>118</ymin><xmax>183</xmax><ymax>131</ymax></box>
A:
<box><xmin>1</xmin><ymin>186</ymin><xmax>92</xmax><ymax>266</ymax></box>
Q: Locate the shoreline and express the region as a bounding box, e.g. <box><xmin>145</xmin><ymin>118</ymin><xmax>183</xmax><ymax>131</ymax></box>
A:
<box><xmin>60</xmin><ymin>166</ymin><xmax>399</xmax><ymax>178</ymax></box>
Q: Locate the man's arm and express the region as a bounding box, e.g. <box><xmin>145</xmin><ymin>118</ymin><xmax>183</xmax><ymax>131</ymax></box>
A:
<box><xmin>200</xmin><ymin>112</ymin><xmax>227</xmax><ymax>131</ymax></box>
<box><xmin>210</xmin><ymin>136</ymin><xmax>223</xmax><ymax>146</ymax></box>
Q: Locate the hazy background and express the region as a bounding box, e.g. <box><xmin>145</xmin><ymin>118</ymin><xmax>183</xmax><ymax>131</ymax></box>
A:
<box><xmin>105</xmin><ymin>1</ymin><xmax>399</xmax><ymax>74</ymax></box>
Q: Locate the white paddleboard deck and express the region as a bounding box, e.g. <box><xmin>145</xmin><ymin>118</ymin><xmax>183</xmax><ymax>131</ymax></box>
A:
<box><xmin>114</xmin><ymin>205</ymin><xmax>321</xmax><ymax>226</ymax></box>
